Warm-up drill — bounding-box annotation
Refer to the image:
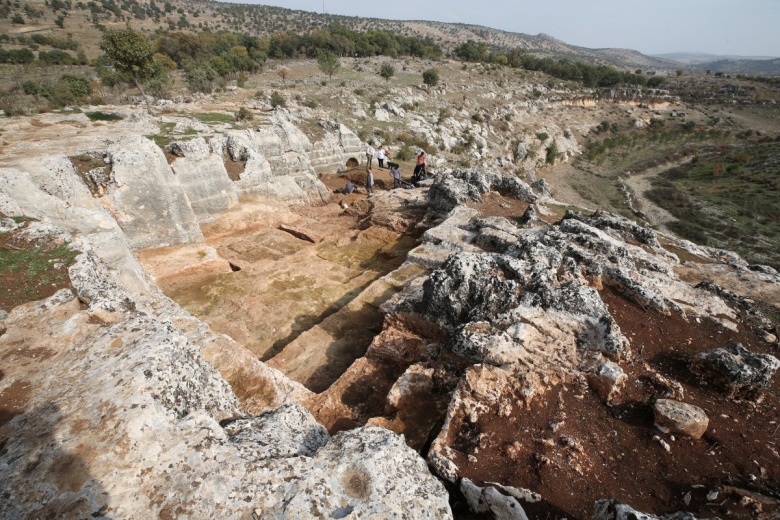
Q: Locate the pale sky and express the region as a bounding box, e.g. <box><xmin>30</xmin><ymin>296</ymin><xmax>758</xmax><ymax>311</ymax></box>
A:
<box><xmin>217</xmin><ymin>0</ymin><xmax>780</xmax><ymax>57</ymax></box>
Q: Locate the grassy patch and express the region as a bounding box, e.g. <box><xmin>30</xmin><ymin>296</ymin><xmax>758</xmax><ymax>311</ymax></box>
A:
<box><xmin>646</xmin><ymin>141</ymin><xmax>780</xmax><ymax>269</ymax></box>
<box><xmin>191</xmin><ymin>112</ymin><xmax>235</xmax><ymax>124</ymax></box>
<box><xmin>85</xmin><ymin>111</ymin><xmax>123</xmax><ymax>122</ymax></box>
<box><xmin>0</xmin><ymin>235</ymin><xmax>78</xmax><ymax>311</ymax></box>
<box><xmin>145</xmin><ymin>134</ymin><xmax>174</xmax><ymax>148</ymax></box>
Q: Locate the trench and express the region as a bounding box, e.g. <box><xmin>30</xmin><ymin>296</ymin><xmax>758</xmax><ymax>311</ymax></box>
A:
<box><xmin>137</xmin><ymin>176</ymin><xmax>534</xmax><ymax>458</ymax></box>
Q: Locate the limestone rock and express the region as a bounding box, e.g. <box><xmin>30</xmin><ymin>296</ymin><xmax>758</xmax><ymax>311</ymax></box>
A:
<box><xmin>0</xmin><ymin>240</ymin><xmax>452</xmax><ymax>519</ymax></box>
<box><xmin>587</xmin><ymin>356</ymin><xmax>627</xmax><ymax>403</ymax></box>
<box><xmin>653</xmin><ymin>399</ymin><xmax>709</xmax><ymax>439</ymax></box>
<box><xmin>271</xmin><ymin>427</ymin><xmax>452</xmax><ymax>519</ymax></box>
<box><xmin>169</xmin><ymin>137</ymin><xmax>240</xmax><ymax>222</ymax></box>
<box><xmin>691</xmin><ymin>343</ymin><xmax>780</xmax><ymax>399</ymax></box>
<box><xmin>387</xmin><ymin>364</ymin><xmax>435</xmax><ymax>409</ymax></box>
<box><xmin>105</xmin><ymin>134</ymin><xmax>204</xmax><ymax>248</ymax></box>
<box><xmin>460</xmin><ymin>478</ymin><xmax>530</xmax><ymax>520</ymax></box>
<box><xmin>593</xmin><ymin>499</ymin><xmax>712</xmax><ymax>520</ymax></box>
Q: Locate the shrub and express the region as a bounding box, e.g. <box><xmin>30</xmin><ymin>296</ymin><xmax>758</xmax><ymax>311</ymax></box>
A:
<box><xmin>235</xmin><ymin>107</ymin><xmax>253</xmax><ymax>121</ymax></box>
<box><xmin>536</xmin><ymin>132</ymin><xmax>549</xmax><ymax>141</ymax></box>
<box><xmin>182</xmin><ymin>59</ymin><xmax>218</xmax><ymax>93</ymax></box>
<box><xmin>379</xmin><ymin>62</ymin><xmax>394</xmax><ymax>82</ymax></box>
<box><xmin>546</xmin><ymin>140</ymin><xmax>559</xmax><ymax>165</ymax></box>
<box><xmin>22</xmin><ymin>80</ymin><xmax>39</xmax><ymax>95</ymax></box>
<box><xmin>58</xmin><ymin>74</ymin><xmax>92</xmax><ymax>98</ymax></box>
<box><xmin>395</xmin><ymin>145</ymin><xmax>413</xmax><ymax>161</ymax></box>
<box><xmin>472</xmin><ymin>113</ymin><xmax>484</xmax><ymax>123</ymax></box>
<box><xmin>422</xmin><ymin>67</ymin><xmax>439</xmax><ymax>87</ymax></box>
<box><xmin>437</xmin><ymin>107</ymin><xmax>452</xmax><ymax>124</ymax></box>
<box><xmin>270</xmin><ymin>90</ymin><xmax>285</xmax><ymax>108</ymax></box>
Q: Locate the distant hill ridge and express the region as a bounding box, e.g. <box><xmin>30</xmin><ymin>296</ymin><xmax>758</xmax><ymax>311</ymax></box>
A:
<box><xmin>205</xmin><ymin>2</ymin><xmax>677</xmax><ymax>70</ymax></box>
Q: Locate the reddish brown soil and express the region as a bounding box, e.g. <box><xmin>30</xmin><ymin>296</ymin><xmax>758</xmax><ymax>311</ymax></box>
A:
<box><xmin>466</xmin><ymin>191</ymin><xmax>531</xmax><ymax>221</ymax></box>
<box><xmin>444</xmin><ymin>286</ymin><xmax>780</xmax><ymax>519</ymax></box>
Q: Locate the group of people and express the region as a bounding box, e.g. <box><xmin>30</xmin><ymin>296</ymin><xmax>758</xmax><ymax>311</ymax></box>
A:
<box><xmin>336</xmin><ymin>144</ymin><xmax>428</xmax><ymax>200</ymax></box>
<box><xmin>365</xmin><ymin>143</ymin><xmax>392</xmax><ymax>170</ymax></box>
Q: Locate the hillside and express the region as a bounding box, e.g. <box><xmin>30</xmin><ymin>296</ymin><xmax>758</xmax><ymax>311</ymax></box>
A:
<box><xmin>0</xmin><ymin>0</ymin><xmax>676</xmax><ymax>70</ymax></box>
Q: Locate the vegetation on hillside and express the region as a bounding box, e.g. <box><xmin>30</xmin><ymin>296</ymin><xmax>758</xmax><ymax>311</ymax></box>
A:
<box><xmin>646</xmin><ymin>141</ymin><xmax>780</xmax><ymax>269</ymax></box>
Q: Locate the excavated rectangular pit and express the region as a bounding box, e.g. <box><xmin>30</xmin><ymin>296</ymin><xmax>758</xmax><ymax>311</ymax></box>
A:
<box><xmin>138</xmin><ymin>197</ymin><xmax>419</xmax><ymax>393</ymax></box>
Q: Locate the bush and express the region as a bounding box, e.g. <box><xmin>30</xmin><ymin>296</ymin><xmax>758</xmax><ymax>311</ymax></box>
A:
<box><xmin>182</xmin><ymin>59</ymin><xmax>218</xmax><ymax>93</ymax></box>
<box><xmin>546</xmin><ymin>140</ymin><xmax>559</xmax><ymax>165</ymax></box>
<box><xmin>536</xmin><ymin>132</ymin><xmax>549</xmax><ymax>142</ymax></box>
<box><xmin>422</xmin><ymin>67</ymin><xmax>439</xmax><ymax>87</ymax></box>
<box><xmin>58</xmin><ymin>74</ymin><xmax>92</xmax><ymax>98</ymax></box>
<box><xmin>38</xmin><ymin>49</ymin><xmax>76</xmax><ymax>65</ymax></box>
<box><xmin>395</xmin><ymin>145</ymin><xmax>413</xmax><ymax>161</ymax></box>
<box><xmin>270</xmin><ymin>90</ymin><xmax>285</xmax><ymax>108</ymax></box>
<box><xmin>0</xmin><ymin>48</ymin><xmax>35</xmax><ymax>64</ymax></box>
<box><xmin>380</xmin><ymin>62</ymin><xmax>394</xmax><ymax>82</ymax></box>
<box><xmin>22</xmin><ymin>80</ymin><xmax>39</xmax><ymax>96</ymax></box>
<box><xmin>0</xmin><ymin>93</ymin><xmax>31</xmax><ymax>116</ymax></box>
<box><xmin>235</xmin><ymin>107</ymin><xmax>253</xmax><ymax>121</ymax></box>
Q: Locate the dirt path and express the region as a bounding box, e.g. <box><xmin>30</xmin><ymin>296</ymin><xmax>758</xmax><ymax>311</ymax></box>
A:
<box><xmin>621</xmin><ymin>156</ymin><xmax>693</xmax><ymax>230</ymax></box>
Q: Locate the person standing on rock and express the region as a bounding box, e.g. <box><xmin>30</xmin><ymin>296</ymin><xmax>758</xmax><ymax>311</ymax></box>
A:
<box><xmin>366</xmin><ymin>169</ymin><xmax>375</xmax><ymax>196</ymax></box>
<box><xmin>365</xmin><ymin>143</ymin><xmax>375</xmax><ymax>170</ymax></box>
<box><xmin>391</xmin><ymin>164</ymin><xmax>402</xmax><ymax>189</ymax></box>
<box><xmin>375</xmin><ymin>145</ymin><xmax>387</xmax><ymax>169</ymax></box>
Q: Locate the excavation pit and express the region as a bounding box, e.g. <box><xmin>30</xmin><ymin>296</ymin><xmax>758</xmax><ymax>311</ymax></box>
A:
<box><xmin>138</xmin><ymin>177</ymin><xmax>424</xmax><ymax>395</ymax></box>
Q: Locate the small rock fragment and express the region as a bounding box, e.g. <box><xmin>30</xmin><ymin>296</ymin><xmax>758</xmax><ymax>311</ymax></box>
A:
<box><xmin>587</xmin><ymin>356</ymin><xmax>627</xmax><ymax>403</ymax></box>
<box><xmin>654</xmin><ymin>399</ymin><xmax>709</xmax><ymax>439</ymax></box>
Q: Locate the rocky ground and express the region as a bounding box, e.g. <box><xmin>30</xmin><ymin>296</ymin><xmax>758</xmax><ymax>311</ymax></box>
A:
<box><xmin>0</xmin><ymin>60</ymin><xmax>779</xmax><ymax>519</ymax></box>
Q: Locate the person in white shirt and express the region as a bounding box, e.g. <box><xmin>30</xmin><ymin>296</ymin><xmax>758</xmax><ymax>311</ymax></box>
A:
<box><xmin>375</xmin><ymin>145</ymin><xmax>386</xmax><ymax>169</ymax></box>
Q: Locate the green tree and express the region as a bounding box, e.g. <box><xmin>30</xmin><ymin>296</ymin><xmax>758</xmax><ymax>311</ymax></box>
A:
<box><xmin>422</xmin><ymin>67</ymin><xmax>439</xmax><ymax>88</ymax></box>
<box><xmin>379</xmin><ymin>62</ymin><xmax>394</xmax><ymax>82</ymax></box>
<box><xmin>100</xmin><ymin>28</ymin><xmax>157</xmax><ymax>113</ymax></box>
<box><xmin>317</xmin><ymin>50</ymin><xmax>340</xmax><ymax>82</ymax></box>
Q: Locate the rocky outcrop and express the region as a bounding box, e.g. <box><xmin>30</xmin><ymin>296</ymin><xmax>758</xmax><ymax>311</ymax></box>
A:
<box><xmin>692</xmin><ymin>343</ymin><xmax>780</xmax><ymax>399</ymax></box>
<box><xmin>168</xmin><ymin>137</ymin><xmax>240</xmax><ymax>222</ymax></box>
<box><xmin>594</xmin><ymin>500</ymin><xmax>710</xmax><ymax>520</ymax></box>
<box><xmin>308</xmin><ymin>121</ymin><xmax>364</xmax><ymax>173</ymax></box>
<box><xmin>105</xmin><ymin>134</ymin><xmax>204</xmax><ymax>249</ymax></box>
<box><xmin>0</xmin><ymin>229</ymin><xmax>452</xmax><ymax>519</ymax></box>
